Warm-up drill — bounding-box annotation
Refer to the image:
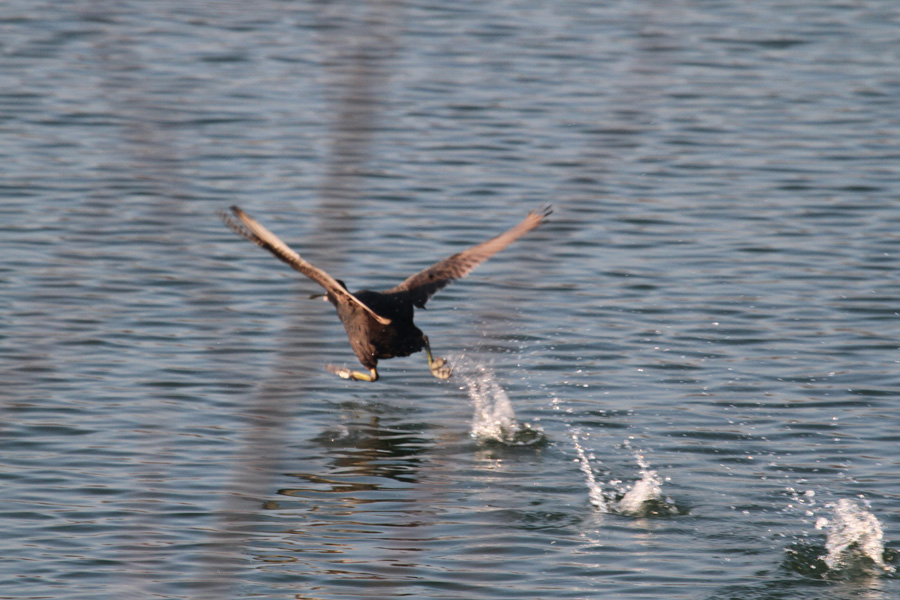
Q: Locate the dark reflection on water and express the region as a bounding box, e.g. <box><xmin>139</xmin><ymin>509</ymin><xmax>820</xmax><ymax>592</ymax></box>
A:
<box><xmin>3</xmin><ymin>0</ymin><xmax>900</xmax><ymax>598</ymax></box>
<box><xmin>302</xmin><ymin>416</ymin><xmax>431</xmax><ymax>484</ymax></box>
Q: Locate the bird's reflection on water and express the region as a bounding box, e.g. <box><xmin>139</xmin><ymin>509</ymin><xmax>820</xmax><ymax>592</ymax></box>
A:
<box><xmin>284</xmin><ymin>415</ymin><xmax>431</xmax><ymax>492</ymax></box>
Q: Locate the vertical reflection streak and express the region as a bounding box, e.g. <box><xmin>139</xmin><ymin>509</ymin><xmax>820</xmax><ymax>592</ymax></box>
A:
<box><xmin>192</xmin><ymin>1</ymin><xmax>403</xmax><ymax>597</ymax></box>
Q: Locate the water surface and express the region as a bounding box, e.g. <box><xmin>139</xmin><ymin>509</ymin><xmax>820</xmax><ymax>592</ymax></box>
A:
<box><xmin>2</xmin><ymin>1</ymin><xmax>899</xmax><ymax>598</ymax></box>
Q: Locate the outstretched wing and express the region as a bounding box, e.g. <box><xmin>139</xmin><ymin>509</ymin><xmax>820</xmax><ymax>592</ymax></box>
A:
<box><xmin>220</xmin><ymin>206</ymin><xmax>391</xmax><ymax>325</ymax></box>
<box><xmin>387</xmin><ymin>205</ymin><xmax>551</xmax><ymax>308</ymax></box>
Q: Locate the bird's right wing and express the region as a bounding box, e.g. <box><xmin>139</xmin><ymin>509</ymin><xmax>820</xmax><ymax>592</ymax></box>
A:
<box><xmin>220</xmin><ymin>206</ymin><xmax>391</xmax><ymax>325</ymax></box>
<box><xmin>387</xmin><ymin>205</ymin><xmax>551</xmax><ymax>308</ymax></box>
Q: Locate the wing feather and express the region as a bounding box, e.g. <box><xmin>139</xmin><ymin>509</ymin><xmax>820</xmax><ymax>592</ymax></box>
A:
<box><xmin>387</xmin><ymin>205</ymin><xmax>551</xmax><ymax>307</ymax></box>
<box><xmin>220</xmin><ymin>206</ymin><xmax>391</xmax><ymax>325</ymax></box>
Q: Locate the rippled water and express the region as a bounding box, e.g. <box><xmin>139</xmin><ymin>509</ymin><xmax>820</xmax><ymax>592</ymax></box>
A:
<box><xmin>2</xmin><ymin>1</ymin><xmax>899</xmax><ymax>598</ymax></box>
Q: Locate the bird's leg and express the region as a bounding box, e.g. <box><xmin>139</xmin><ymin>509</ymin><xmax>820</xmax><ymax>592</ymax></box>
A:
<box><xmin>326</xmin><ymin>365</ymin><xmax>379</xmax><ymax>382</ymax></box>
<box><xmin>423</xmin><ymin>335</ymin><xmax>452</xmax><ymax>380</ymax></box>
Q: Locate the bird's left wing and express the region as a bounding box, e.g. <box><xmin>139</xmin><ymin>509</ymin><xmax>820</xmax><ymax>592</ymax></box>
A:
<box><xmin>386</xmin><ymin>205</ymin><xmax>551</xmax><ymax>308</ymax></box>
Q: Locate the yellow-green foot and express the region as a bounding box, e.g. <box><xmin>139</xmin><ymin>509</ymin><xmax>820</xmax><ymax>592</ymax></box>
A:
<box><xmin>326</xmin><ymin>365</ymin><xmax>378</xmax><ymax>382</ymax></box>
<box><xmin>423</xmin><ymin>335</ymin><xmax>452</xmax><ymax>380</ymax></box>
<box><xmin>428</xmin><ymin>356</ymin><xmax>452</xmax><ymax>380</ymax></box>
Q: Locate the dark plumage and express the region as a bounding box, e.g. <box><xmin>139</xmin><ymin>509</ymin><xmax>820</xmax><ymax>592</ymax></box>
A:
<box><xmin>221</xmin><ymin>205</ymin><xmax>551</xmax><ymax>381</ymax></box>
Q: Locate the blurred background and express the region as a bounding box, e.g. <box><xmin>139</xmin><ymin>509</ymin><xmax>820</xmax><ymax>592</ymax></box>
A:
<box><xmin>2</xmin><ymin>1</ymin><xmax>898</xmax><ymax>598</ymax></box>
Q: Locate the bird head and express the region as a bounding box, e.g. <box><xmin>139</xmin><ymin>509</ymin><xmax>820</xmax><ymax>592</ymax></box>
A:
<box><xmin>309</xmin><ymin>279</ymin><xmax>348</xmax><ymax>303</ymax></box>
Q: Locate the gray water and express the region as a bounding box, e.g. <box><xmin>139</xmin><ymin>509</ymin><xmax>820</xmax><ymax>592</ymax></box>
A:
<box><xmin>2</xmin><ymin>1</ymin><xmax>899</xmax><ymax>598</ymax></box>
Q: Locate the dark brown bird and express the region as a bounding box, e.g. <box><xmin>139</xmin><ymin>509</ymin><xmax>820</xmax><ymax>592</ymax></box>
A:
<box><xmin>221</xmin><ymin>205</ymin><xmax>551</xmax><ymax>381</ymax></box>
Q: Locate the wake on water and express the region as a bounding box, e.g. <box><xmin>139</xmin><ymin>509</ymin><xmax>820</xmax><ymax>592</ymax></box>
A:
<box><xmin>455</xmin><ymin>353</ymin><xmax>677</xmax><ymax>515</ymax></box>
<box><xmin>454</xmin><ymin>354</ymin><xmax>893</xmax><ymax>575</ymax></box>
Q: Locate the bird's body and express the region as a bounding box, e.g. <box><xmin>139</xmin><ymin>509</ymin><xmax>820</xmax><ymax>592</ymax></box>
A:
<box><xmin>334</xmin><ymin>289</ymin><xmax>424</xmax><ymax>368</ymax></box>
<box><xmin>221</xmin><ymin>205</ymin><xmax>551</xmax><ymax>381</ymax></box>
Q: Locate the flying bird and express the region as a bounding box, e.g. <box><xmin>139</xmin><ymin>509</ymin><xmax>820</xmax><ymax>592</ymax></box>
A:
<box><xmin>221</xmin><ymin>205</ymin><xmax>551</xmax><ymax>381</ymax></box>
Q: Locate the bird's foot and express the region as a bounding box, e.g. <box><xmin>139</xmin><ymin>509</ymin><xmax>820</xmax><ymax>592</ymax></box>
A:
<box><xmin>429</xmin><ymin>356</ymin><xmax>452</xmax><ymax>380</ymax></box>
<box><xmin>326</xmin><ymin>365</ymin><xmax>378</xmax><ymax>382</ymax></box>
<box><xmin>423</xmin><ymin>335</ymin><xmax>452</xmax><ymax>380</ymax></box>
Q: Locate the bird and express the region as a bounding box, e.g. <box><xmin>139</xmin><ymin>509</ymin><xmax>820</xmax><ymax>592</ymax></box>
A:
<box><xmin>220</xmin><ymin>205</ymin><xmax>551</xmax><ymax>382</ymax></box>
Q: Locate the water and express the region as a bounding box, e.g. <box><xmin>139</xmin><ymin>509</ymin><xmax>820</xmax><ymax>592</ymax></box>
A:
<box><xmin>458</xmin><ymin>355</ymin><xmax>545</xmax><ymax>445</ymax></box>
<box><xmin>818</xmin><ymin>499</ymin><xmax>893</xmax><ymax>574</ymax></box>
<box><xmin>2</xmin><ymin>0</ymin><xmax>899</xmax><ymax>598</ymax></box>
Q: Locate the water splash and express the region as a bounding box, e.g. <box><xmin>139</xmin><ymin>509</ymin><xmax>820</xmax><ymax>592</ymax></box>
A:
<box><xmin>616</xmin><ymin>453</ymin><xmax>665</xmax><ymax>516</ymax></box>
<box><xmin>784</xmin><ymin>492</ymin><xmax>896</xmax><ymax>579</ymax></box>
<box><xmin>816</xmin><ymin>498</ymin><xmax>894</xmax><ymax>573</ymax></box>
<box><xmin>455</xmin><ymin>355</ymin><xmax>544</xmax><ymax>446</ymax></box>
<box><xmin>785</xmin><ymin>487</ymin><xmax>819</xmax><ymax>518</ymax></box>
<box><xmin>570</xmin><ymin>433</ymin><xmax>677</xmax><ymax>517</ymax></box>
<box><xmin>571</xmin><ymin>430</ymin><xmax>608</xmax><ymax>512</ymax></box>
